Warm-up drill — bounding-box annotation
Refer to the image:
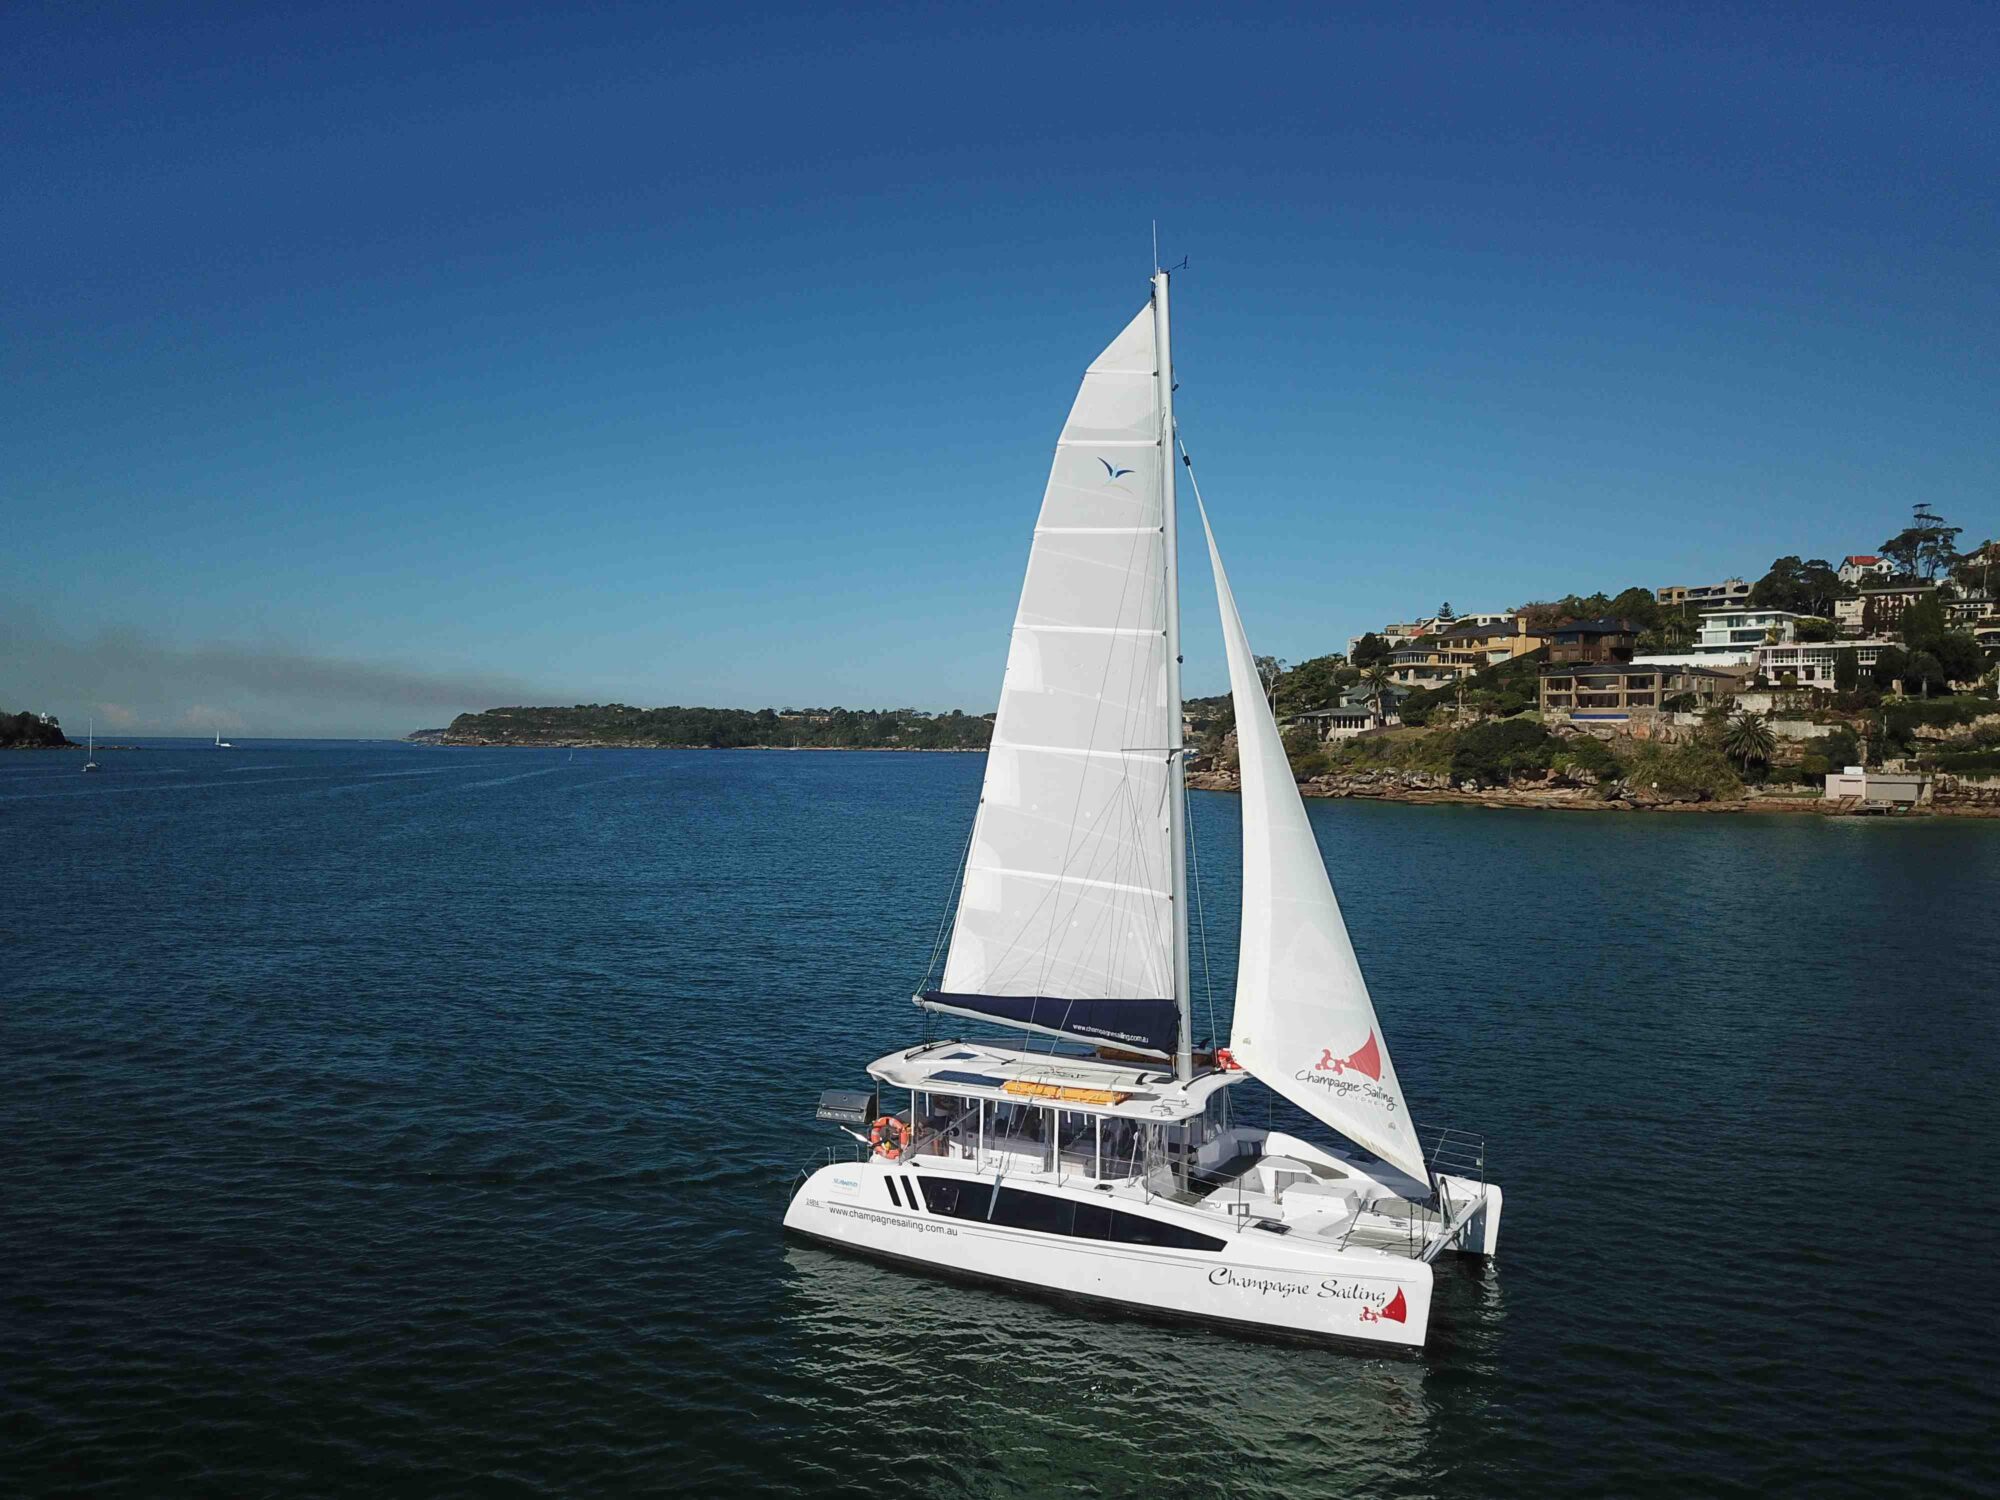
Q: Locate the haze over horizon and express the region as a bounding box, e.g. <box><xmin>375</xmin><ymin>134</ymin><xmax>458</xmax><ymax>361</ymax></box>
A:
<box><xmin>6</xmin><ymin>3</ymin><xmax>1996</xmax><ymax>738</ymax></box>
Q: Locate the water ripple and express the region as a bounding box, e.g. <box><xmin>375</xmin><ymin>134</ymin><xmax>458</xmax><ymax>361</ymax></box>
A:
<box><xmin>3</xmin><ymin>747</ymin><xmax>1996</xmax><ymax>1497</ymax></box>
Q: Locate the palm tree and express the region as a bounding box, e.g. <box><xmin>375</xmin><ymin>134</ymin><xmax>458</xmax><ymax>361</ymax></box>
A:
<box><xmin>1362</xmin><ymin>666</ymin><xmax>1395</xmax><ymax>722</ymax></box>
<box><xmin>1722</xmin><ymin>710</ymin><xmax>1776</xmax><ymax>772</ymax></box>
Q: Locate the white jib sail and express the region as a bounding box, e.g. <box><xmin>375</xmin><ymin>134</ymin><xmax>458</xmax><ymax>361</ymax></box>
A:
<box><xmin>1197</xmin><ymin>499</ymin><xmax>1431</xmax><ymax>1187</ymax></box>
<box><xmin>937</xmin><ymin>302</ymin><xmax>1177</xmax><ymax>1037</ymax></box>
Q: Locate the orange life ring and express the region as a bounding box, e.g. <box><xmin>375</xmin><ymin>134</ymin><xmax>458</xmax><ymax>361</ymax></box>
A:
<box><xmin>869</xmin><ymin>1115</ymin><xmax>912</xmax><ymax>1160</ymax></box>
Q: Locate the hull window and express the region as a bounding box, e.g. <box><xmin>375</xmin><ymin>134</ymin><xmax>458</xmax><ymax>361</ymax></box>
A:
<box><xmin>914</xmin><ymin>1178</ymin><xmax>1224</xmax><ymax>1252</ymax></box>
<box><xmin>989</xmin><ymin>1188</ymin><xmax>1075</xmax><ymax>1236</ymax></box>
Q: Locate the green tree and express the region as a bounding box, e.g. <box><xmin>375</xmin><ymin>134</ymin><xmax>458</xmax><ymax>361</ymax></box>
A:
<box><xmin>1607</xmin><ymin>586</ymin><xmax>1664</xmax><ymax>633</ymax></box>
<box><xmin>1273</xmin><ymin>654</ymin><xmax>1347</xmax><ymax>715</ymax></box>
<box><xmin>1351</xmin><ymin>632</ymin><xmax>1390</xmax><ymax>668</ymax></box>
<box><xmin>1834</xmin><ymin>647</ymin><xmax>1860</xmax><ymax>693</ymax></box>
<box><xmin>1907</xmin><ymin>650</ymin><xmax>1945</xmax><ymax>699</ymax></box>
<box><xmin>1935</xmin><ymin>632</ymin><xmax>1985</xmax><ymax>686</ymax></box>
<box><xmin>1898</xmin><ymin>596</ymin><xmax>1950</xmax><ymax>653</ymax></box>
<box><xmin>1880</xmin><ymin>504</ymin><xmax>1962</xmax><ymax>582</ymax></box>
<box><xmin>1950</xmin><ymin>539</ymin><xmax>1997</xmax><ymax>595</ymax></box>
<box><xmin>1722</xmin><ymin>710</ymin><xmax>1776</xmax><ymax>772</ymax></box>
<box><xmin>1871</xmin><ymin>645</ymin><xmax>1909</xmax><ymax>692</ymax></box>
<box><xmin>1750</xmin><ymin>556</ymin><xmax>1846</xmax><ymax>617</ymax></box>
<box><xmin>1254</xmin><ymin>656</ymin><xmax>1285</xmax><ymax>708</ymax></box>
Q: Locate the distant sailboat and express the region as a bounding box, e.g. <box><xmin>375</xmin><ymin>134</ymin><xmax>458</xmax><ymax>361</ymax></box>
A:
<box><xmin>83</xmin><ymin>718</ymin><xmax>98</xmax><ymax>773</ymax></box>
<box><xmin>214</xmin><ymin>729</ymin><xmax>233</xmax><ymax>749</ymax></box>
<box><xmin>784</xmin><ymin>270</ymin><xmax>1502</xmax><ymax>1350</ymax></box>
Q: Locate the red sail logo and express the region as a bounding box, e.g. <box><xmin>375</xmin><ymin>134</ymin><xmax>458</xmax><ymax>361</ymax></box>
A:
<box><xmin>1359</xmin><ymin>1288</ymin><xmax>1408</xmax><ymax>1324</ymax></box>
<box><xmin>1313</xmin><ymin>1031</ymin><xmax>1382</xmax><ymax>1081</ymax></box>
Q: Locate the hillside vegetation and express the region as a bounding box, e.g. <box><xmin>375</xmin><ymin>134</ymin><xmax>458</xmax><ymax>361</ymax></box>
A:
<box><xmin>426</xmin><ymin>704</ymin><xmax>993</xmax><ymax>749</ymax></box>
<box><xmin>2</xmin><ymin>711</ymin><xmax>72</xmax><ymax>749</ymax></box>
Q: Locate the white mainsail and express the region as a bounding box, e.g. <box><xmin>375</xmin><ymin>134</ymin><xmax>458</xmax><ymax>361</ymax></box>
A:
<box><xmin>928</xmin><ymin>301</ymin><xmax>1181</xmax><ymax>1058</ymax></box>
<box><xmin>1197</xmin><ymin>499</ymin><xmax>1430</xmax><ymax>1187</ymax></box>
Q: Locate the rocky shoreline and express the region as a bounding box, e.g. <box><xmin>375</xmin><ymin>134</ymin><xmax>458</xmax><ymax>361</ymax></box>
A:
<box><xmin>1184</xmin><ymin>767</ymin><xmax>2000</xmax><ymax>818</ymax></box>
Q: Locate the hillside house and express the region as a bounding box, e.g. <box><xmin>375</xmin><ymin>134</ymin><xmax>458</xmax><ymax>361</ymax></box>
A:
<box><xmin>1836</xmin><ymin>583</ymin><xmax>1939</xmax><ymax>637</ymax></box>
<box><xmin>1754</xmin><ymin>640</ymin><xmax>1893</xmax><ymax>688</ymax></box>
<box><xmin>1838</xmin><ymin>554</ymin><xmax>1895</xmax><ymax>585</ymax></box>
<box><xmin>1546</xmin><ymin>618</ymin><xmax>1640</xmax><ymax>665</ymax></box>
<box><xmin>1539</xmin><ymin>663</ymin><xmax>1738</xmax><ymax>723</ymax></box>
<box><xmin>1656</xmin><ymin>578</ymin><xmax>1751</xmax><ymax>609</ymax></box>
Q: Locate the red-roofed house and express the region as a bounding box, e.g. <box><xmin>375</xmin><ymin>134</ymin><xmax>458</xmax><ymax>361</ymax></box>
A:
<box><xmin>1838</xmin><ymin>554</ymin><xmax>1894</xmax><ymax>584</ymax></box>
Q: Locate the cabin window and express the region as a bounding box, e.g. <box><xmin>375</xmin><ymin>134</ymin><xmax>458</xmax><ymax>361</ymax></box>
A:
<box><xmin>989</xmin><ymin>1187</ymin><xmax>1075</xmax><ymax>1236</ymax></box>
<box><xmin>914</xmin><ymin>1179</ymin><xmax>1225</xmax><ymax>1251</ymax></box>
<box><xmin>1109</xmin><ymin>1212</ymin><xmax>1225</xmax><ymax>1252</ymax></box>
<box><xmin>917</xmin><ymin>1177</ymin><xmax>994</xmax><ymax>1219</ymax></box>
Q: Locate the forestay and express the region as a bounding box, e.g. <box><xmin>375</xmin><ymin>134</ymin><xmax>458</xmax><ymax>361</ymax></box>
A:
<box><xmin>924</xmin><ymin>303</ymin><xmax>1179</xmax><ymax>1059</ymax></box>
<box><xmin>1197</xmin><ymin>499</ymin><xmax>1431</xmax><ymax>1187</ymax></box>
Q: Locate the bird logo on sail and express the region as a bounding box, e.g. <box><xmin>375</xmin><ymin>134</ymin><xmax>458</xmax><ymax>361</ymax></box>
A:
<box><xmin>1098</xmin><ymin>457</ymin><xmax>1135</xmax><ymax>482</ymax></box>
<box><xmin>1313</xmin><ymin>1031</ymin><xmax>1382</xmax><ymax>1082</ymax></box>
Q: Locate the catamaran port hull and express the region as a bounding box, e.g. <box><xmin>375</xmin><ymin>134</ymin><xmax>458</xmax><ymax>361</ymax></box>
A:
<box><xmin>785</xmin><ymin>1160</ymin><xmax>1439</xmax><ymax>1351</ymax></box>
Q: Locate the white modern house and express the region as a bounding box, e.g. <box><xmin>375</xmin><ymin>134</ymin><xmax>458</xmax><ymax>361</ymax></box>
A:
<box><xmin>1636</xmin><ymin>608</ymin><xmax>1804</xmax><ymax>671</ymax></box>
<box><xmin>1698</xmin><ymin>607</ymin><xmax>1801</xmax><ymax>652</ymax></box>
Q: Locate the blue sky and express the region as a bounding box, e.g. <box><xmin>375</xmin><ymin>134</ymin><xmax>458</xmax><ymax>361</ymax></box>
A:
<box><xmin>5</xmin><ymin>2</ymin><xmax>1996</xmax><ymax>736</ymax></box>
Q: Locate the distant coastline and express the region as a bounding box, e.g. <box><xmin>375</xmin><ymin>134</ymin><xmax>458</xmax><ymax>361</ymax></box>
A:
<box><xmin>411</xmin><ymin>703</ymin><xmax>994</xmax><ymax>751</ymax></box>
<box><xmin>3</xmin><ymin>709</ymin><xmax>75</xmax><ymax>750</ymax></box>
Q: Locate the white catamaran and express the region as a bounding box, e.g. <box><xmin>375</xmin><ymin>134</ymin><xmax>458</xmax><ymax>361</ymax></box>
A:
<box><xmin>785</xmin><ymin>271</ymin><xmax>1502</xmax><ymax>1349</ymax></box>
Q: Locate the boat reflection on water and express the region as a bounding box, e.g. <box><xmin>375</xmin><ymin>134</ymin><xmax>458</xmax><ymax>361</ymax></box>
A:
<box><xmin>778</xmin><ymin>1240</ymin><xmax>1507</xmax><ymax>1494</ymax></box>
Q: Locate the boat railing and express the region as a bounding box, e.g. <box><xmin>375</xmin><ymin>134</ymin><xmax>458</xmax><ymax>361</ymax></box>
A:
<box><xmin>1325</xmin><ymin>1131</ymin><xmax>1489</xmax><ymax>1256</ymax></box>
<box><xmin>1423</xmin><ymin>1126</ymin><xmax>1487</xmax><ymax>1185</ymax></box>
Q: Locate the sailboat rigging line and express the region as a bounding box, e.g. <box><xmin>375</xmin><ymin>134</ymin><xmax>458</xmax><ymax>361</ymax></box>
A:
<box><xmin>1185</xmin><ymin>775</ymin><xmax>1218</xmax><ymax>1054</ymax></box>
<box><xmin>919</xmin><ymin>814</ymin><xmax>980</xmax><ymax>996</ymax></box>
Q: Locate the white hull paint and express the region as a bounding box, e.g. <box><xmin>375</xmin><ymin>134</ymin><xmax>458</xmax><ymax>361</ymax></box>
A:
<box><xmin>785</xmin><ymin>1157</ymin><xmax>1497</xmax><ymax>1351</ymax></box>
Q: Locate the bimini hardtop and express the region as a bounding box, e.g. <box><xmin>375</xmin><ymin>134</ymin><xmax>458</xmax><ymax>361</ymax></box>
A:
<box><xmin>783</xmin><ymin>268</ymin><xmax>1502</xmax><ymax>1351</ymax></box>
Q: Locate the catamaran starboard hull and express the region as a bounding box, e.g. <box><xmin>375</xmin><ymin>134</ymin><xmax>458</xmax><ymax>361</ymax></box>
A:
<box><xmin>785</xmin><ymin>1160</ymin><xmax>1436</xmax><ymax>1351</ymax></box>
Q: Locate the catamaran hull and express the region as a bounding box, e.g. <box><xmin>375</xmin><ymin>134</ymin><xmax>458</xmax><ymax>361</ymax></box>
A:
<box><xmin>784</xmin><ymin>1162</ymin><xmax>1435</xmax><ymax>1350</ymax></box>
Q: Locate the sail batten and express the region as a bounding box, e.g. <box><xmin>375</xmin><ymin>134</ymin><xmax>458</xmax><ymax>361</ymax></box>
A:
<box><xmin>936</xmin><ymin>300</ymin><xmax>1179</xmax><ymax>1051</ymax></box>
<box><xmin>1197</xmin><ymin>497</ymin><xmax>1431</xmax><ymax>1188</ymax></box>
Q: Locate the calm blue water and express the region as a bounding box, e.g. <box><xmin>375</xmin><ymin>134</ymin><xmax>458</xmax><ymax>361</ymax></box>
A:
<box><xmin>5</xmin><ymin>742</ymin><xmax>1996</xmax><ymax>1497</ymax></box>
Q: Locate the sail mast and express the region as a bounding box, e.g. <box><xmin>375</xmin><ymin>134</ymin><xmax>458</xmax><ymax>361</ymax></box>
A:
<box><xmin>1154</xmin><ymin>269</ymin><xmax>1192</xmax><ymax>1082</ymax></box>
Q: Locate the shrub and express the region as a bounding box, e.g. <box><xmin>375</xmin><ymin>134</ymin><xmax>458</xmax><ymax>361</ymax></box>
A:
<box><xmin>1397</xmin><ymin>691</ymin><xmax>1439</xmax><ymax>727</ymax></box>
<box><xmin>1449</xmin><ymin>719</ymin><xmax>1558</xmax><ymax>786</ymax></box>
<box><xmin>1819</xmin><ymin>726</ymin><xmax>1860</xmax><ymax>769</ymax></box>
<box><xmin>1283</xmin><ymin>726</ymin><xmax>1331</xmax><ymax>780</ymax></box>
<box><xmin>1552</xmin><ymin>733</ymin><xmax>1621</xmax><ymax>781</ymax></box>
<box><xmin>1622</xmin><ymin>742</ymin><xmax>1744</xmax><ymax>801</ymax></box>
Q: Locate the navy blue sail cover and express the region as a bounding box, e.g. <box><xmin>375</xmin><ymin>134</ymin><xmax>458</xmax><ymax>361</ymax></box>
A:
<box><xmin>919</xmin><ymin>991</ymin><xmax>1177</xmax><ymax>1058</ymax></box>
